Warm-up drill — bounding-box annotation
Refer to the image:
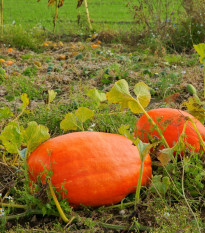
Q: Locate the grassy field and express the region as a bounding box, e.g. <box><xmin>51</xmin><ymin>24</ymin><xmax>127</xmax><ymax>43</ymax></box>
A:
<box><xmin>0</xmin><ymin>1</ymin><xmax>205</xmax><ymax>232</ymax></box>
<box><xmin>4</xmin><ymin>0</ymin><xmax>182</xmax><ymax>32</ymax></box>
<box><xmin>4</xmin><ymin>0</ymin><xmax>133</xmax><ymax>31</ymax></box>
<box><xmin>0</xmin><ymin>37</ymin><xmax>205</xmax><ymax>232</ymax></box>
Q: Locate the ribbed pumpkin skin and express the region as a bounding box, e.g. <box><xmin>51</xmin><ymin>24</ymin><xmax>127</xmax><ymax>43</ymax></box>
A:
<box><xmin>27</xmin><ymin>131</ymin><xmax>152</xmax><ymax>207</ymax></box>
<box><xmin>135</xmin><ymin>108</ymin><xmax>205</xmax><ymax>152</ymax></box>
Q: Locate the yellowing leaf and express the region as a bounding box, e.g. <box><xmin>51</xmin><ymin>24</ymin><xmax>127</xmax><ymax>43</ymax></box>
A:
<box><xmin>60</xmin><ymin>113</ymin><xmax>78</xmax><ymax>131</ymax></box>
<box><xmin>106</xmin><ymin>79</ymin><xmax>136</xmax><ymax>110</ymax></box>
<box><xmin>21</xmin><ymin>93</ymin><xmax>29</xmax><ymax>109</ymax></box>
<box><xmin>194</xmin><ymin>43</ymin><xmax>205</xmax><ymax>64</ymax></box>
<box><xmin>133</xmin><ymin>82</ymin><xmax>151</xmax><ymax>112</ymax></box>
<box><xmin>48</xmin><ymin>90</ymin><xmax>57</xmax><ymax>104</ymax></box>
<box><xmin>0</xmin><ymin>123</ymin><xmax>22</xmax><ymax>153</ymax></box>
<box><xmin>22</xmin><ymin>121</ymin><xmax>50</xmax><ymax>153</ymax></box>
<box><xmin>184</xmin><ymin>96</ymin><xmax>205</xmax><ymax>123</ymax></box>
<box><xmin>87</xmin><ymin>88</ymin><xmax>107</xmax><ymax>103</ymax></box>
<box><xmin>75</xmin><ymin>107</ymin><xmax>94</xmax><ymax>123</ymax></box>
<box><xmin>0</xmin><ymin>107</ymin><xmax>13</xmax><ymax>120</ymax></box>
<box><xmin>157</xmin><ymin>148</ymin><xmax>172</xmax><ymax>166</ymax></box>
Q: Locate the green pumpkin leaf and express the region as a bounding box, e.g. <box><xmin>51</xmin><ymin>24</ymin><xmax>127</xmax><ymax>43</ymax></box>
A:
<box><xmin>48</xmin><ymin>90</ymin><xmax>57</xmax><ymax>104</ymax></box>
<box><xmin>60</xmin><ymin>113</ymin><xmax>78</xmax><ymax>131</ymax></box>
<box><xmin>194</xmin><ymin>43</ymin><xmax>205</xmax><ymax>64</ymax></box>
<box><xmin>134</xmin><ymin>138</ymin><xmax>158</xmax><ymax>162</ymax></box>
<box><xmin>133</xmin><ymin>82</ymin><xmax>151</xmax><ymax>113</ymax></box>
<box><xmin>18</xmin><ymin>148</ymin><xmax>27</xmax><ymax>159</ymax></box>
<box><xmin>118</xmin><ymin>125</ymin><xmax>133</xmax><ymax>140</ymax></box>
<box><xmin>87</xmin><ymin>88</ymin><xmax>107</xmax><ymax>103</ymax></box>
<box><xmin>0</xmin><ymin>107</ymin><xmax>13</xmax><ymax>120</ymax></box>
<box><xmin>22</xmin><ymin>121</ymin><xmax>50</xmax><ymax>153</ymax></box>
<box><xmin>75</xmin><ymin>107</ymin><xmax>94</xmax><ymax>123</ymax></box>
<box><xmin>21</xmin><ymin>93</ymin><xmax>29</xmax><ymax>109</ymax></box>
<box><xmin>150</xmin><ymin>175</ymin><xmax>170</xmax><ymax>196</ymax></box>
<box><xmin>106</xmin><ymin>79</ymin><xmax>137</xmax><ymax>110</ymax></box>
<box><xmin>0</xmin><ymin>122</ymin><xmax>22</xmax><ymax>153</ymax></box>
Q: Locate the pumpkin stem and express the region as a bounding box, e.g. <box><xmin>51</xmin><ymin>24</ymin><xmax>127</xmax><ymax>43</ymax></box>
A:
<box><xmin>47</xmin><ymin>177</ymin><xmax>69</xmax><ymax>223</ymax></box>
<box><xmin>0</xmin><ymin>202</ymin><xmax>27</xmax><ymax>209</ymax></box>
<box><xmin>134</xmin><ymin>159</ymin><xmax>144</xmax><ymax>209</ymax></box>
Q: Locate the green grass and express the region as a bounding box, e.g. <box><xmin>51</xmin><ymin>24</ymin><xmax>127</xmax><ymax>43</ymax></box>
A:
<box><xmin>0</xmin><ymin>39</ymin><xmax>204</xmax><ymax>232</ymax></box>
<box><xmin>4</xmin><ymin>0</ymin><xmax>181</xmax><ymax>33</ymax></box>
<box><xmin>4</xmin><ymin>0</ymin><xmax>133</xmax><ymax>32</ymax></box>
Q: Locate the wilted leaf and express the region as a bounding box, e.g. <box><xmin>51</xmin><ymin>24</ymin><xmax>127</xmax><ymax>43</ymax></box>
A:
<box><xmin>48</xmin><ymin>0</ymin><xmax>56</xmax><ymax>6</ymax></box>
<box><xmin>75</xmin><ymin>107</ymin><xmax>94</xmax><ymax>123</ymax></box>
<box><xmin>0</xmin><ymin>107</ymin><xmax>13</xmax><ymax>120</ymax></box>
<box><xmin>157</xmin><ymin>148</ymin><xmax>172</xmax><ymax>166</ymax></box>
<box><xmin>48</xmin><ymin>90</ymin><xmax>57</xmax><ymax>104</ymax></box>
<box><xmin>58</xmin><ymin>0</ymin><xmax>64</xmax><ymax>7</ymax></box>
<box><xmin>22</xmin><ymin>121</ymin><xmax>50</xmax><ymax>153</ymax></box>
<box><xmin>21</xmin><ymin>93</ymin><xmax>29</xmax><ymax>109</ymax></box>
<box><xmin>184</xmin><ymin>96</ymin><xmax>205</xmax><ymax>123</ymax></box>
<box><xmin>60</xmin><ymin>113</ymin><xmax>78</xmax><ymax>131</ymax></box>
<box><xmin>77</xmin><ymin>0</ymin><xmax>84</xmax><ymax>8</ymax></box>
<box><xmin>164</xmin><ymin>93</ymin><xmax>180</xmax><ymax>104</ymax></box>
<box><xmin>87</xmin><ymin>88</ymin><xmax>107</xmax><ymax>104</ymax></box>
<box><xmin>133</xmin><ymin>82</ymin><xmax>151</xmax><ymax>112</ymax></box>
<box><xmin>0</xmin><ymin>123</ymin><xmax>22</xmax><ymax>153</ymax></box>
<box><xmin>194</xmin><ymin>43</ymin><xmax>205</xmax><ymax>64</ymax></box>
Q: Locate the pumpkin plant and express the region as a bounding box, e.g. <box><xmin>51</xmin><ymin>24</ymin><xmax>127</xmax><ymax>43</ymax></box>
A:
<box><xmin>106</xmin><ymin>79</ymin><xmax>169</xmax><ymax>148</ymax></box>
<box><xmin>27</xmin><ymin>131</ymin><xmax>152</xmax><ymax>207</ymax></box>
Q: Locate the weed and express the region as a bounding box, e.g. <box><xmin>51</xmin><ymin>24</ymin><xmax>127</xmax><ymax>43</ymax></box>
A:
<box><xmin>4</xmin><ymin>75</ymin><xmax>45</xmax><ymax>101</ymax></box>
<box><xmin>0</xmin><ymin>25</ymin><xmax>46</xmax><ymax>51</ymax></box>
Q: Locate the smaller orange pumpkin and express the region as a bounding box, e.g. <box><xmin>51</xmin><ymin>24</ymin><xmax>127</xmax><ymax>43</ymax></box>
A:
<box><xmin>135</xmin><ymin>108</ymin><xmax>205</xmax><ymax>153</ymax></box>
<box><xmin>0</xmin><ymin>59</ymin><xmax>5</xmax><ymax>63</ymax></box>
<box><xmin>5</xmin><ymin>61</ymin><xmax>14</xmax><ymax>66</ymax></box>
<box><xmin>7</xmin><ymin>48</ymin><xmax>13</xmax><ymax>52</ymax></box>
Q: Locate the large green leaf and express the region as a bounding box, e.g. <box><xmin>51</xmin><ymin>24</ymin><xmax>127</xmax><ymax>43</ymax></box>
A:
<box><xmin>106</xmin><ymin>79</ymin><xmax>137</xmax><ymax>110</ymax></box>
<box><xmin>75</xmin><ymin>107</ymin><xmax>94</xmax><ymax>123</ymax></box>
<box><xmin>22</xmin><ymin>121</ymin><xmax>50</xmax><ymax>153</ymax></box>
<box><xmin>60</xmin><ymin>113</ymin><xmax>78</xmax><ymax>131</ymax></box>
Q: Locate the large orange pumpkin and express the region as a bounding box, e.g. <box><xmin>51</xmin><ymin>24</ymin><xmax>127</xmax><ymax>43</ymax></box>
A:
<box><xmin>27</xmin><ymin>131</ymin><xmax>152</xmax><ymax>207</ymax></box>
<box><xmin>135</xmin><ymin>108</ymin><xmax>205</xmax><ymax>152</ymax></box>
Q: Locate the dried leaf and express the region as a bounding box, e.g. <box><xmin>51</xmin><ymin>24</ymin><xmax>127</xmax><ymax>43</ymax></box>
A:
<box><xmin>77</xmin><ymin>0</ymin><xmax>84</xmax><ymax>8</ymax></box>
